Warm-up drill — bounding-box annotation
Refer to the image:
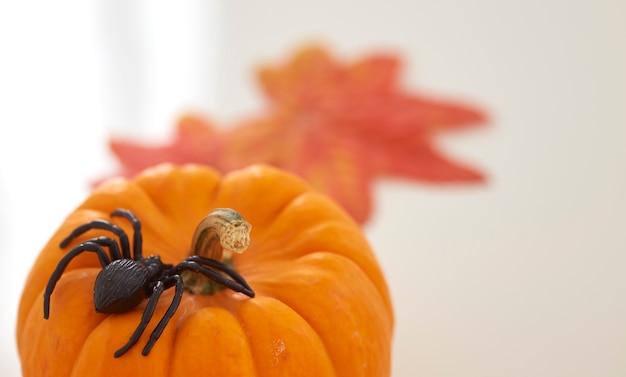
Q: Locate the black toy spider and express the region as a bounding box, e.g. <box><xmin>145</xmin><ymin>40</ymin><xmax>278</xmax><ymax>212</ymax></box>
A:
<box><xmin>43</xmin><ymin>208</ymin><xmax>255</xmax><ymax>358</ymax></box>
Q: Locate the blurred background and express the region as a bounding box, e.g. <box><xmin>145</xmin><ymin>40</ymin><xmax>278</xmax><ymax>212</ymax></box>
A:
<box><xmin>1</xmin><ymin>1</ymin><xmax>625</xmax><ymax>376</ymax></box>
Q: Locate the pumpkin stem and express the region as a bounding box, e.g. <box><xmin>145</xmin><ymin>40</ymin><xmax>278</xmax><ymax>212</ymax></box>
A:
<box><xmin>182</xmin><ymin>208</ymin><xmax>252</xmax><ymax>295</ymax></box>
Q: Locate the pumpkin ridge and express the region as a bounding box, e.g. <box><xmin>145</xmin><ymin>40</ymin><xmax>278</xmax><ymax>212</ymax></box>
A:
<box><xmin>70</xmin><ymin>297</ymin><xmax>178</xmax><ymax>376</ymax></box>
<box><xmin>183</xmin><ymin>288</ymin><xmax>334</xmax><ymax>375</ymax></box>
<box><xmin>20</xmin><ymin>269</ymin><xmax>109</xmax><ymax>376</ymax></box>
<box><xmin>232</xmin><ymin>296</ymin><xmax>337</xmax><ymax>377</ymax></box>
<box><xmin>256</xmin><ymin>251</ymin><xmax>393</xmax><ymax>376</ymax></box>
<box><xmin>132</xmin><ymin>164</ymin><xmax>223</xmax><ymax>254</ymax></box>
<box><xmin>238</xmin><ymin>250</ymin><xmax>393</xmax><ymax>324</ymax></box>
<box><xmin>238</xmin><ymin>220</ymin><xmax>392</xmax><ymax>312</ymax></box>
<box><xmin>170</xmin><ymin>306</ymin><xmax>257</xmax><ymax>376</ymax></box>
<box><xmin>228</xmin><ymin>302</ymin><xmax>262</xmax><ymax>377</ymax></box>
<box><xmin>250</xmin><ymin>250</ymin><xmax>394</xmax><ymax>324</ymax></box>
<box><xmin>78</xmin><ymin>179</ymin><xmax>186</xmax><ymax>258</ymax></box>
<box><xmin>211</xmin><ymin>164</ymin><xmax>314</xmax><ymax>234</ymax></box>
<box><xmin>301</xmin><ymin>250</ymin><xmax>394</xmax><ymax>323</ymax></box>
<box><xmin>71</xmin><ymin>327</ymin><xmax>110</xmax><ymax>377</ymax></box>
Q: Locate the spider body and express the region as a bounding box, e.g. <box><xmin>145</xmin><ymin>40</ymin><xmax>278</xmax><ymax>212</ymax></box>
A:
<box><xmin>43</xmin><ymin>209</ymin><xmax>255</xmax><ymax>358</ymax></box>
<box><xmin>93</xmin><ymin>257</ymin><xmax>168</xmax><ymax>314</ymax></box>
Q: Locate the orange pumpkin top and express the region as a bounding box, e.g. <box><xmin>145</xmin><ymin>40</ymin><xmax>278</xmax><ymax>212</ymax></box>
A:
<box><xmin>16</xmin><ymin>163</ymin><xmax>394</xmax><ymax>377</ymax></box>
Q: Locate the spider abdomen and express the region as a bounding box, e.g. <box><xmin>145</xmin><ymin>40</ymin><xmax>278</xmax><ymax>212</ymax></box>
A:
<box><xmin>94</xmin><ymin>259</ymin><xmax>148</xmax><ymax>314</ymax></box>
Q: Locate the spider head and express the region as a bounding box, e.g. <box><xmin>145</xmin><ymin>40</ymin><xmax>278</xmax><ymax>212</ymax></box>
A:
<box><xmin>94</xmin><ymin>259</ymin><xmax>148</xmax><ymax>314</ymax></box>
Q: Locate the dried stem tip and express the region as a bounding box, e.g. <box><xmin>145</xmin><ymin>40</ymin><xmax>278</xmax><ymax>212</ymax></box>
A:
<box><xmin>190</xmin><ymin>208</ymin><xmax>252</xmax><ymax>262</ymax></box>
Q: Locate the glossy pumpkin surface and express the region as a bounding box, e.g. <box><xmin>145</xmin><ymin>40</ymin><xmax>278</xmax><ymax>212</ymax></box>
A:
<box><xmin>16</xmin><ymin>163</ymin><xmax>394</xmax><ymax>376</ymax></box>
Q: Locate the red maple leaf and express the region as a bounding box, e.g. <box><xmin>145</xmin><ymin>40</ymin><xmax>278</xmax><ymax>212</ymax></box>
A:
<box><xmin>109</xmin><ymin>45</ymin><xmax>488</xmax><ymax>224</ymax></box>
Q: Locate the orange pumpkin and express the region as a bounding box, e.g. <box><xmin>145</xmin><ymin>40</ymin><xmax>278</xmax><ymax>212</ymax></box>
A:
<box><xmin>16</xmin><ymin>163</ymin><xmax>394</xmax><ymax>376</ymax></box>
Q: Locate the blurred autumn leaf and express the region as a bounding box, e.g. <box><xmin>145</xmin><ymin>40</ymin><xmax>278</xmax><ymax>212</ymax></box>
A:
<box><xmin>109</xmin><ymin>45</ymin><xmax>488</xmax><ymax>224</ymax></box>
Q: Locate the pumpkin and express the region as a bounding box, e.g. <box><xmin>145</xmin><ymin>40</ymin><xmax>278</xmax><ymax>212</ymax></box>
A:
<box><xmin>16</xmin><ymin>163</ymin><xmax>394</xmax><ymax>376</ymax></box>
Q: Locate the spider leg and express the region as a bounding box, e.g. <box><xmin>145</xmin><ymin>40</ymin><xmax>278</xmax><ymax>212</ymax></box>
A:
<box><xmin>141</xmin><ymin>276</ymin><xmax>184</xmax><ymax>356</ymax></box>
<box><xmin>113</xmin><ymin>276</ymin><xmax>183</xmax><ymax>357</ymax></box>
<box><xmin>187</xmin><ymin>255</ymin><xmax>254</xmax><ymax>296</ymax></box>
<box><xmin>173</xmin><ymin>256</ymin><xmax>255</xmax><ymax>297</ymax></box>
<box><xmin>89</xmin><ymin>236</ymin><xmax>123</xmax><ymax>260</ymax></box>
<box><xmin>59</xmin><ymin>219</ymin><xmax>131</xmax><ymax>259</ymax></box>
<box><xmin>111</xmin><ymin>209</ymin><xmax>143</xmax><ymax>260</ymax></box>
<box><xmin>43</xmin><ymin>242</ymin><xmax>111</xmax><ymax>319</ymax></box>
<box><xmin>113</xmin><ymin>279</ymin><xmax>166</xmax><ymax>358</ymax></box>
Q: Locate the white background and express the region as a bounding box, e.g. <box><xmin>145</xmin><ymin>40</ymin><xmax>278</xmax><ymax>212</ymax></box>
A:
<box><xmin>1</xmin><ymin>1</ymin><xmax>625</xmax><ymax>376</ymax></box>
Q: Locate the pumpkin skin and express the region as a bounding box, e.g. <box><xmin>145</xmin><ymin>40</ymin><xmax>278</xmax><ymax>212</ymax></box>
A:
<box><xmin>16</xmin><ymin>163</ymin><xmax>394</xmax><ymax>377</ymax></box>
